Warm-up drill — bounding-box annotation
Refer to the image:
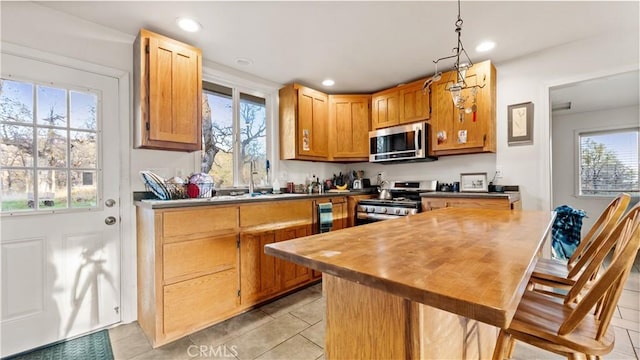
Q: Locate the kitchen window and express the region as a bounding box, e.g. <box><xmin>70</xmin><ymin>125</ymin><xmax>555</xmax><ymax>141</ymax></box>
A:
<box><xmin>201</xmin><ymin>81</ymin><xmax>268</xmax><ymax>188</ymax></box>
<box><xmin>0</xmin><ymin>78</ymin><xmax>99</xmax><ymax>212</ymax></box>
<box><xmin>577</xmin><ymin>128</ymin><xmax>639</xmax><ymax>196</ymax></box>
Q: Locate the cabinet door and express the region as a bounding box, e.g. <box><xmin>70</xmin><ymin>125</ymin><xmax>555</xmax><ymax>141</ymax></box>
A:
<box><xmin>297</xmin><ymin>86</ymin><xmax>329</xmax><ymax>158</ymax></box>
<box><xmin>240</xmin><ymin>231</ymin><xmax>279</xmax><ymax>304</ymax></box>
<box><xmin>430</xmin><ymin>76</ymin><xmax>485</xmax><ymax>153</ymax></box>
<box><xmin>371</xmin><ymin>90</ymin><xmax>399</xmax><ymax>129</ymax></box>
<box><xmin>329</xmin><ymin>95</ymin><xmax>370</xmax><ymax>160</ymax></box>
<box><xmin>430</xmin><ymin>61</ymin><xmax>495</xmax><ymax>155</ymax></box>
<box><xmin>145</xmin><ymin>34</ymin><xmax>202</xmax><ymax>151</ymax></box>
<box><xmin>278</xmin><ymin>225</ymin><xmax>312</xmax><ymax>289</ymax></box>
<box><xmin>331</xmin><ymin>201</ymin><xmax>347</xmax><ymax>231</ymax></box>
<box><xmin>399</xmin><ymin>80</ymin><xmax>430</xmax><ymax>124</ymax></box>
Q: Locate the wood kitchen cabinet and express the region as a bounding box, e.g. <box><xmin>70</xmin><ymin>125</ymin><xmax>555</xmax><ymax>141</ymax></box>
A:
<box><xmin>346</xmin><ymin>194</ymin><xmax>376</xmax><ymax>227</ymax></box>
<box><xmin>239</xmin><ymin>199</ymin><xmax>315</xmax><ymax>303</ymax></box>
<box><xmin>134</xmin><ymin>29</ymin><xmax>202</xmax><ymax>151</ymax></box>
<box><xmin>421</xmin><ymin>194</ymin><xmax>521</xmax><ymax>212</ymax></box>
<box><xmin>371</xmin><ymin>88</ymin><xmax>400</xmax><ymax>129</ymax></box>
<box><xmin>279</xmin><ymin>83</ymin><xmax>329</xmax><ymax>160</ymax></box>
<box><xmin>328</xmin><ymin>95</ymin><xmax>371</xmax><ymax>161</ymax></box>
<box><xmin>429</xmin><ymin>60</ymin><xmax>496</xmax><ymax>155</ymax></box>
<box><xmin>136</xmin><ymin>205</ymin><xmax>240</xmax><ymax>347</ymax></box>
<box><xmin>399</xmin><ymin>78</ymin><xmax>431</xmax><ymax>124</ymax></box>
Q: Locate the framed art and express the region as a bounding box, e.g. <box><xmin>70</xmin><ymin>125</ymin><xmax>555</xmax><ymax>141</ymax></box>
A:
<box><xmin>507</xmin><ymin>102</ymin><xmax>534</xmax><ymax>145</ymax></box>
<box><xmin>460</xmin><ymin>172</ymin><xmax>488</xmax><ymax>192</ymax></box>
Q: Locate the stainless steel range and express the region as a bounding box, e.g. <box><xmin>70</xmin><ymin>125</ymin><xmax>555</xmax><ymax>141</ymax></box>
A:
<box><xmin>355</xmin><ymin>180</ymin><xmax>436</xmax><ymax>224</ymax></box>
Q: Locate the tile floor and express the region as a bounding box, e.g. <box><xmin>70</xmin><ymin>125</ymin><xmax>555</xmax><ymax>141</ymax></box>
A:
<box><xmin>110</xmin><ymin>257</ymin><xmax>640</xmax><ymax>360</ymax></box>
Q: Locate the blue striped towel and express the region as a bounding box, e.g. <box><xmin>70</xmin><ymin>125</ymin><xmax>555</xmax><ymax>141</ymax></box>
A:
<box><xmin>318</xmin><ymin>203</ymin><xmax>333</xmax><ymax>233</ymax></box>
<box><xmin>552</xmin><ymin>205</ymin><xmax>587</xmax><ymax>260</ymax></box>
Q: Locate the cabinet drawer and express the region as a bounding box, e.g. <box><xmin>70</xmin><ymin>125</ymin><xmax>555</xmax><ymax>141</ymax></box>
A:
<box><xmin>163</xmin><ymin>268</ymin><xmax>239</xmax><ymax>337</ymax></box>
<box><xmin>422</xmin><ymin>197</ymin><xmax>511</xmax><ymax>211</ymax></box>
<box><xmin>163</xmin><ymin>234</ymin><xmax>237</xmax><ymax>283</ymax></box>
<box><xmin>240</xmin><ymin>200</ymin><xmax>312</xmax><ymax>228</ymax></box>
<box><xmin>162</xmin><ymin>207</ymin><xmax>238</xmax><ymax>240</ymax></box>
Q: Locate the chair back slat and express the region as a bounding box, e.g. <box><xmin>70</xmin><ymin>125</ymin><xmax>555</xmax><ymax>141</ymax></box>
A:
<box><xmin>558</xmin><ymin>203</ymin><xmax>640</xmax><ymax>338</ymax></box>
<box><xmin>567</xmin><ymin>193</ymin><xmax>630</xmax><ymax>278</ymax></box>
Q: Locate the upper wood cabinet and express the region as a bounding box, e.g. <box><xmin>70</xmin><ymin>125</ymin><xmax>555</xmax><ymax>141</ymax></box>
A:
<box><xmin>328</xmin><ymin>94</ymin><xmax>371</xmax><ymax>161</ymax></box>
<box><xmin>134</xmin><ymin>29</ymin><xmax>202</xmax><ymax>151</ymax></box>
<box><xmin>399</xmin><ymin>78</ymin><xmax>431</xmax><ymax>124</ymax></box>
<box><xmin>372</xmin><ymin>78</ymin><xmax>431</xmax><ymax>130</ymax></box>
<box><xmin>279</xmin><ymin>83</ymin><xmax>329</xmax><ymax>160</ymax></box>
<box><xmin>429</xmin><ymin>60</ymin><xmax>496</xmax><ymax>155</ymax></box>
<box><xmin>371</xmin><ymin>88</ymin><xmax>400</xmax><ymax>129</ymax></box>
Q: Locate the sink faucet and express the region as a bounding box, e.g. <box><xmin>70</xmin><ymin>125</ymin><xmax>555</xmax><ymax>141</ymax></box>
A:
<box><xmin>249</xmin><ymin>160</ymin><xmax>257</xmax><ymax>194</ymax></box>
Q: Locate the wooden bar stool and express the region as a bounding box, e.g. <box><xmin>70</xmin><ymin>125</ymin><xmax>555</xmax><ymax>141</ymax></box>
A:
<box><xmin>493</xmin><ymin>202</ymin><xmax>640</xmax><ymax>360</ymax></box>
<box><xmin>530</xmin><ymin>193</ymin><xmax>630</xmax><ymax>295</ymax></box>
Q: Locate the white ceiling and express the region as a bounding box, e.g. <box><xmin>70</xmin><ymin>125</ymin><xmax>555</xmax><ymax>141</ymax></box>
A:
<box><xmin>36</xmin><ymin>1</ymin><xmax>639</xmax><ymax>95</ymax></box>
<box><xmin>551</xmin><ymin>70</ymin><xmax>640</xmax><ymax>116</ymax></box>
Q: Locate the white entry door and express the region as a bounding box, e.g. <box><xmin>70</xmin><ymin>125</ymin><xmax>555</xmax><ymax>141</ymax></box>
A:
<box><xmin>0</xmin><ymin>53</ymin><xmax>121</xmax><ymax>357</ymax></box>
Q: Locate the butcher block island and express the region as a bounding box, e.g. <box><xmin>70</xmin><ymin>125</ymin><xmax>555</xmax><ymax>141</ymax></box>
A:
<box><xmin>265</xmin><ymin>207</ymin><xmax>555</xmax><ymax>359</ymax></box>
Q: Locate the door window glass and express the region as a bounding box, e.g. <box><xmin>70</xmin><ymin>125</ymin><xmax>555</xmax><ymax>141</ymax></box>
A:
<box><xmin>0</xmin><ymin>78</ymin><xmax>99</xmax><ymax>212</ymax></box>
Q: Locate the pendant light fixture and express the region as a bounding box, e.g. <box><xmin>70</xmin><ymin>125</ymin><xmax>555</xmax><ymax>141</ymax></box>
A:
<box><xmin>423</xmin><ymin>0</ymin><xmax>485</xmax><ymax>116</ymax></box>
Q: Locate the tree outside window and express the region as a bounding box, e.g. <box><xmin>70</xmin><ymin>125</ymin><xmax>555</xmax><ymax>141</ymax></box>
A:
<box><xmin>579</xmin><ymin>129</ymin><xmax>639</xmax><ymax>196</ymax></box>
<box><xmin>201</xmin><ymin>82</ymin><xmax>267</xmax><ymax>188</ymax></box>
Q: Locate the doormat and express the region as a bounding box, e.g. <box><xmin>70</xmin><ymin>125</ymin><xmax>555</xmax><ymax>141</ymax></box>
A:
<box><xmin>4</xmin><ymin>330</ymin><xmax>114</xmax><ymax>360</ymax></box>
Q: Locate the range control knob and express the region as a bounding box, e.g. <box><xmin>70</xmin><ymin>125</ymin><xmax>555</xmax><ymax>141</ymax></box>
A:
<box><xmin>379</xmin><ymin>207</ymin><xmax>387</xmax><ymax>214</ymax></box>
<box><xmin>395</xmin><ymin>208</ymin><xmax>401</xmax><ymax>215</ymax></box>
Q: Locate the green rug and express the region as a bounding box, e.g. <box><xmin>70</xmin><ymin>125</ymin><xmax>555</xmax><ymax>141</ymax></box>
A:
<box><xmin>4</xmin><ymin>330</ymin><xmax>114</xmax><ymax>360</ymax></box>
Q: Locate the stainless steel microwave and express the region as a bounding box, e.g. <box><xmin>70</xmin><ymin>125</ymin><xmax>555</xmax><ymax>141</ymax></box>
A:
<box><xmin>369</xmin><ymin>122</ymin><xmax>436</xmax><ymax>163</ymax></box>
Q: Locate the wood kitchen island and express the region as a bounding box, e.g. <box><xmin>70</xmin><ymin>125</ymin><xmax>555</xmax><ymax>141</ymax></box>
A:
<box><xmin>265</xmin><ymin>207</ymin><xmax>555</xmax><ymax>359</ymax></box>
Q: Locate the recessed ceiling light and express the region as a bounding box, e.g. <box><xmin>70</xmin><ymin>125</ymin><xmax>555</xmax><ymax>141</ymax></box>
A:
<box><xmin>475</xmin><ymin>41</ymin><xmax>495</xmax><ymax>53</ymax></box>
<box><xmin>176</xmin><ymin>17</ymin><xmax>201</xmax><ymax>32</ymax></box>
<box><xmin>322</xmin><ymin>79</ymin><xmax>335</xmax><ymax>87</ymax></box>
<box><xmin>235</xmin><ymin>58</ymin><xmax>253</xmax><ymax>66</ymax></box>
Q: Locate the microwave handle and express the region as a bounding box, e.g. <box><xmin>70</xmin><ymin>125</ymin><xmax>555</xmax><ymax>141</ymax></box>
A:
<box><xmin>415</xmin><ymin>128</ymin><xmax>422</xmax><ymax>151</ymax></box>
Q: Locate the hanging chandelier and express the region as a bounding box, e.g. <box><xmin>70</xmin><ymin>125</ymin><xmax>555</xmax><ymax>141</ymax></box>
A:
<box><xmin>423</xmin><ymin>0</ymin><xmax>485</xmax><ymax>117</ymax></box>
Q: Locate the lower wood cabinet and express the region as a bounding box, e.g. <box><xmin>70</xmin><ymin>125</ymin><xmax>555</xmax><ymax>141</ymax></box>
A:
<box><xmin>136</xmin><ymin>196</ymin><xmax>349</xmax><ymax>347</ymax></box>
<box><xmin>421</xmin><ymin>195</ymin><xmax>522</xmax><ymax>211</ymax></box>
<box><xmin>239</xmin><ymin>230</ymin><xmax>279</xmax><ymax>305</ymax></box>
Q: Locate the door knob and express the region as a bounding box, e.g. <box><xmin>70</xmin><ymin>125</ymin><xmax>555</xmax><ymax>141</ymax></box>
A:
<box><xmin>105</xmin><ymin>216</ymin><xmax>117</xmax><ymax>225</ymax></box>
<box><xmin>105</xmin><ymin>199</ymin><xmax>116</xmax><ymax>207</ymax></box>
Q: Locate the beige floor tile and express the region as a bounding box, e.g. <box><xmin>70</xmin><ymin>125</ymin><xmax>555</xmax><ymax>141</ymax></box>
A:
<box><xmin>612</xmin><ymin>317</ymin><xmax>640</xmax><ymax>333</ymax></box>
<box><xmin>110</xmin><ymin>324</ymin><xmax>153</xmax><ymax>360</ymax></box>
<box><xmin>109</xmin><ymin>322</ymin><xmax>144</xmax><ymax>343</ymax></box>
<box><xmin>630</xmin><ymin>330</ymin><xmax>639</xmax><ymax>348</ymax></box>
<box><xmin>189</xmin><ymin>309</ymin><xmax>275</xmax><ymax>347</ymax></box>
<box><xmin>621</xmin><ymin>307</ymin><xmax>640</xmax><ymax>323</ymax></box>
<box><xmin>259</xmin><ymin>287</ymin><xmax>322</xmax><ymax>318</ymax></box>
<box><xmin>625</xmin><ymin>275</ymin><xmax>640</xmax><ymax>292</ymax></box>
<box><xmin>316</xmin><ymin>355</ymin><xmax>325</xmax><ymax>360</ymax></box>
<box><xmin>223</xmin><ymin>314</ymin><xmax>310</xmax><ymax>360</ymax></box>
<box><xmin>612</xmin><ymin>326</ymin><xmax>637</xmax><ymax>357</ymax></box>
<box><xmin>130</xmin><ymin>336</ymin><xmax>195</xmax><ymax>360</ymax></box>
<box><xmin>602</xmin><ymin>350</ymin><xmax>638</xmax><ymax>359</ymax></box>
<box><xmin>618</xmin><ymin>290</ymin><xmax>640</xmax><ymax>311</ymax></box>
<box><xmin>299</xmin><ymin>321</ymin><xmax>324</xmax><ymax>348</ymax></box>
<box><xmin>290</xmin><ymin>298</ymin><xmax>325</xmax><ymax>325</ymax></box>
<box><xmin>253</xmin><ymin>335</ymin><xmax>323</xmax><ymax>360</ymax></box>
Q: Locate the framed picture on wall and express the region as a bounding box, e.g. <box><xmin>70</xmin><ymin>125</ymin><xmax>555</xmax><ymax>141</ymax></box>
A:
<box><xmin>507</xmin><ymin>102</ymin><xmax>534</xmax><ymax>145</ymax></box>
<box><xmin>460</xmin><ymin>172</ymin><xmax>488</xmax><ymax>192</ymax></box>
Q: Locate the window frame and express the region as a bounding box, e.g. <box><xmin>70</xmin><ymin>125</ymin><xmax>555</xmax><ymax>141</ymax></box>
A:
<box><xmin>197</xmin><ymin>75</ymin><xmax>276</xmax><ymax>189</ymax></box>
<box><xmin>0</xmin><ymin>75</ymin><xmax>103</xmax><ymax>215</ymax></box>
<box><xmin>574</xmin><ymin>126</ymin><xmax>639</xmax><ymax>198</ymax></box>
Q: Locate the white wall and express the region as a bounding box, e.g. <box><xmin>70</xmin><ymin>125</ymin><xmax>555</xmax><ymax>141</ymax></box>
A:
<box><xmin>552</xmin><ymin>105</ymin><xmax>639</xmax><ymax>231</ymax></box>
<box><xmin>495</xmin><ymin>32</ymin><xmax>639</xmax><ymax>211</ymax></box>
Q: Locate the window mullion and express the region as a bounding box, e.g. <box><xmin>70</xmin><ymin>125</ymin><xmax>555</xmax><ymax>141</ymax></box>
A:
<box><xmin>232</xmin><ymin>87</ymin><xmax>241</xmax><ymax>187</ymax></box>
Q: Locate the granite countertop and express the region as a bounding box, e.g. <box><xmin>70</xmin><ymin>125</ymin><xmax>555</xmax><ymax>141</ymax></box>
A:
<box><xmin>135</xmin><ymin>190</ymin><xmax>375</xmax><ymax>209</ymax></box>
<box><xmin>265</xmin><ymin>207</ymin><xmax>555</xmax><ymax>328</ymax></box>
<box><xmin>421</xmin><ymin>191</ymin><xmax>521</xmax><ymax>201</ymax></box>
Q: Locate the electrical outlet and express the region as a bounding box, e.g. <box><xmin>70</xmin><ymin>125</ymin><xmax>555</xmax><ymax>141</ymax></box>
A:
<box><xmin>495</xmin><ymin>166</ymin><xmax>503</xmax><ymax>179</ymax></box>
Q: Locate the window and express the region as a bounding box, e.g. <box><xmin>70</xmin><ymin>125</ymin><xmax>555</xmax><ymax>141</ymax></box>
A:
<box><xmin>578</xmin><ymin>128</ymin><xmax>639</xmax><ymax>196</ymax></box>
<box><xmin>201</xmin><ymin>81</ymin><xmax>267</xmax><ymax>188</ymax></box>
<box><xmin>0</xmin><ymin>78</ymin><xmax>99</xmax><ymax>212</ymax></box>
